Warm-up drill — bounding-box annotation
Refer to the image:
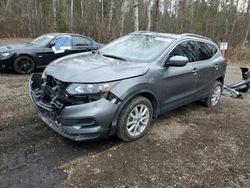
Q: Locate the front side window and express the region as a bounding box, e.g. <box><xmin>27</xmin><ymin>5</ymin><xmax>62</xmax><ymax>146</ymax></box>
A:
<box><xmin>53</xmin><ymin>36</ymin><xmax>71</xmax><ymax>50</ymax></box>
<box><xmin>72</xmin><ymin>36</ymin><xmax>92</xmax><ymax>47</ymax></box>
<box><xmin>169</xmin><ymin>40</ymin><xmax>196</xmax><ymax>62</ymax></box>
<box><xmin>99</xmin><ymin>34</ymin><xmax>174</xmax><ymax>62</ymax></box>
<box><xmin>197</xmin><ymin>42</ymin><xmax>217</xmax><ymax>61</ymax></box>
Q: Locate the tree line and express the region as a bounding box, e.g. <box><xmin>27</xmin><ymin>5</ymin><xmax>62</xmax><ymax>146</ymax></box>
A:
<box><xmin>1</xmin><ymin>0</ymin><xmax>250</xmax><ymax>48</ymax></box>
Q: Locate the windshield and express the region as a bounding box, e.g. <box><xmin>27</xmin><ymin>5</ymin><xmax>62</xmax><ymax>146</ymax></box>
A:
<box><xmin>30</xmin><ymin>34</ymin><xmax>54</xmax><ymax>46</ymax></box>
<box><xmin>99</xmin><ymin>34</ymin><xmax>174</xmax><ymax>62</ymax></box>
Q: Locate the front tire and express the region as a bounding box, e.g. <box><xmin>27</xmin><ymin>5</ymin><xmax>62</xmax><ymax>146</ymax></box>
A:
<box><xmin>204</xmin><ymin>81</ymin><xmax>223</xmax><ymax>107</ymax></box>
<box><xmin>116</xmin><ymin>96</ymin><xmax>153</xmax><ymax>142</ymax></box>
<box><xmin>13</xmin><ymin>56</ymin><xmax>35</xmax><ymax>74</ymax></box>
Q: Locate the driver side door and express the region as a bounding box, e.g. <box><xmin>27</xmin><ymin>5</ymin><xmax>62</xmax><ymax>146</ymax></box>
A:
<box><xmin>38</xmin><ymin>35</ymin><xmax>72</xmax><ymax>67</ymax></box>
<box><xmin>161</xmin><ymin>40</ymin><xmax>199</xmax><ymax>111</ymax></box>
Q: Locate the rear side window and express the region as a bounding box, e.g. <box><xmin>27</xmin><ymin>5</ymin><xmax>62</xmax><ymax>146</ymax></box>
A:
<box><xmin>169</xmin><ymin>41</ymin><xmax>196</xmax><ymax>62</ymax></box>
<box><xmin>197</xmin><ymin>42</ymin><xmax>218</xmax><ymax>61</ymax></box>
<box><xmin>72</xmin><ymin>36</ymin><xmax>92</xmax><ymax>46</ymax></box>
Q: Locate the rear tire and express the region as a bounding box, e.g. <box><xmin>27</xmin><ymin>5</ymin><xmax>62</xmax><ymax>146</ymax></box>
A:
<box><xmin>204</xmin><ymin>81</ymin><xmax>223</xmax><ymax>107</ymax></box>
<box><xmin>13</xmin><ymin>56</ymin><xmax>35</xmax><ymax>74</ymax></box>
<box><xmin>116</xmin><ymin>96</ymin><xmax>153</xmax><ymax>142</ymax></box>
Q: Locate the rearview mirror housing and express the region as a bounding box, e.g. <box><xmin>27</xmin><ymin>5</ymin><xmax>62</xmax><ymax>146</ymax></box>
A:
<box><xmin>48</xmin><ymin>41</ymin><xmax>55</xmax><ymax>48</ymax></box>
<box><xmin>167</xmin><ymin>56</ymin><xmax>189</xmax><ymax>67</ymax></box>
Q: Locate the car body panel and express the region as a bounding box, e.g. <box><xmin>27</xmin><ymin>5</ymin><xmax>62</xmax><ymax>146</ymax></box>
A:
<box><xmin>160</xmin><ymin>62</ymin><xmax>198</xmax><ymax>109</ymax></box>
<box><xmin>195</xmin><ymin>54</ymin><xmax>226</xmax><ymax>95</ymax></box>
<box><xmin>44</xmin><ymin>53</ymin><xmax>150</xmax><ymax>83</ymax></box>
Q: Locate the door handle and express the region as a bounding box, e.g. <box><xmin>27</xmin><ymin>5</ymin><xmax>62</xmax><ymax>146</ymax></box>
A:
<box><xmin>192</xmin><ymin>68</ymin><xmax>197</xmax><ymax>75</ymax></box>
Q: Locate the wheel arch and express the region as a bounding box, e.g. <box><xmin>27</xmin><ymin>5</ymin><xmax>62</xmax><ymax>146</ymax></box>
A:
<box><xmin>139</xmin><ymin>92</ymin><xmax>159</xmax><ymax>117</ymax></box>
<box><xmin>110</xmin><ymin>90</ymin><xmax>160</xmax><ymax>135</ymax></box>
<box><xmin>12</xmin><ymin>54</ymin><xmax>36</xmax><ymax>67</ymax></box>
<box><xmin>216</xmin><ymin>75</ymin><xmax>224</xmax><ymax>84</ymax></box>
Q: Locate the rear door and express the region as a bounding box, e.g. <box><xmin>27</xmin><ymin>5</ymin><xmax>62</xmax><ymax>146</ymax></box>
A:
<box><xmin>161</xmin><ymin>40</ymin><xmax>199</xmax><ymax>110</ymax></box>
<box><xmin>70</xmin><ymin>36</ymin><xmax>98</xmax><ymax>54</ymax></box>
<box><xmin>195</xmin><ymin>41</ymin><xmax>219</xmax><ymax>95</ymax></box>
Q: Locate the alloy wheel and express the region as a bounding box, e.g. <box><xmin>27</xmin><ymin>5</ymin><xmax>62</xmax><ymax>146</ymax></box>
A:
<box><xmin>211</xmin><ymin>85</ymin><xmax>222</xmax><ymax>106</ymax></box>
<box><xmin>126</xmin><ymin>104</ymin><xmax>150</xmax><ymax>137</ymax></box>
<box><xmin>17</xmin><ymin>58</ymin><xmax>33</xmax><ymax>72</ymax></box>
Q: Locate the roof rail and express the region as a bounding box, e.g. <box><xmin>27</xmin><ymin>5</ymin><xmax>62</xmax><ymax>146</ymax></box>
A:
<box><xmin>179</xmin><ymin>33</ymin><xmax>211</xmax><ymax>41</ymax></box>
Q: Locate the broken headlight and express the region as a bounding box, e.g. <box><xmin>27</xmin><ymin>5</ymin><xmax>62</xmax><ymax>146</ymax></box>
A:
<box><xmin>66</xmin><ymin>82</ymin><xmax>118</xmax><ymax>96</ymax></box>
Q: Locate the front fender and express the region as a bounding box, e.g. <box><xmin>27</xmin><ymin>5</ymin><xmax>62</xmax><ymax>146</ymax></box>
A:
<box><xmin>110</xmin><ymin>80</ymin><xmax>161</xmax><ymax>135</ymax></box>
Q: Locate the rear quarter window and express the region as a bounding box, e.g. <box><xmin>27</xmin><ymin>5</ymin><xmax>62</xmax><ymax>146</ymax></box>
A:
<box><xmin>197</xmin><ymin>42</ymin><xmax>218</xmax><ymax>61</ymax></box>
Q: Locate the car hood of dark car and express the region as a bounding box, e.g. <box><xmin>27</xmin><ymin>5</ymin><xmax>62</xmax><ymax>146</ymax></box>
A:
<box><xmin>44</xmin><ymin>52</ymin><xmax>149</xmax><ymax>83</ymax></box>
<box><xmin>0</xmin><ymin>42</ymin><xmax>34</xmax><ymax>52</ymax></box>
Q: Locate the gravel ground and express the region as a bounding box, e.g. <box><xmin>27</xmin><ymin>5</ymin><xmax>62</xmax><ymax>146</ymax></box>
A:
<box><xmin>0</xmin><ymin>62</ymin><xmax>249</xmax><ymax>187</ymax></box>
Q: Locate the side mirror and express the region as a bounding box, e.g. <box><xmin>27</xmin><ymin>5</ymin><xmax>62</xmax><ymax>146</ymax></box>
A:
<box><xmin>48</xmin><ymin>41</ymin><xmax>55</xmax><ymax>48</ymax></box>
<box><xmin>167</xmin><ymin>56</ymin><xmax>189</xmax><ymax>67</ymax></box>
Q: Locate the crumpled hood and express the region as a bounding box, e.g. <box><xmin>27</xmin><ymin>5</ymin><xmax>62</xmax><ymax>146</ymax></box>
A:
<box><xmin>44</xmin><ymin>53</ymin><xmax>149</xmax><ymax>83</ymax></box>
<box><xmin>0</xmin><ymin>42</ymin><xmax>33</xmax><ymax>52</ymax></box>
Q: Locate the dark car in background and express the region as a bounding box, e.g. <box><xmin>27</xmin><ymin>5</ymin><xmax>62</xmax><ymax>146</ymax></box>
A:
<box><xmin>29</xmin><ymin>31</ymin><xmax>226</xmax><ymax>142</ymax></box>
<box><xmin>0</xmin><ymin>33</ymin><xmax>101</xmax><ymax>74</ymax></box>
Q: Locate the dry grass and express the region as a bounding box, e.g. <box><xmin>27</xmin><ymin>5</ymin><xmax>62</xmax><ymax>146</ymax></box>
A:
<box><xmin>227</xmin><ymin>47</ymin><xmax>250</xmax><ymax>64</ymax></box>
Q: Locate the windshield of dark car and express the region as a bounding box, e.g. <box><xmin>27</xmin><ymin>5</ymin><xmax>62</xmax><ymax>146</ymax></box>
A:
<box><xmin>30</xmin><ymin>34</ymin><xmax>54</xmax><ymax>46</ymax></box>
<box><xmin>99</xmin><ymin>34</ymin><xmax>174</xmax><ymax>62</ymax></box>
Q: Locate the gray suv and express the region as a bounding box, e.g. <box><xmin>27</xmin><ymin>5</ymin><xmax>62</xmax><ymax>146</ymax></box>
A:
<box><xmin>29</xmin><ymin>31</ymin><xmax>226</xmax><ymax>142</ymax></box>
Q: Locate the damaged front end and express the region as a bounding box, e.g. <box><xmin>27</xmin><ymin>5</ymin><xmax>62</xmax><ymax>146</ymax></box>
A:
<box><xmin>223</xmin><ymin>67</ymin><xmax>250</xmax><ymax>98</ymax></box>
<box><xmin>29</xmin><ymin>73</ymin><xmax>120</xmax><ymax>141</ymax></box>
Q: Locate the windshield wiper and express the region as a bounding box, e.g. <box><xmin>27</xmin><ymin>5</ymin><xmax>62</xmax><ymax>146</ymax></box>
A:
<box><xmin>102</xmin><ymin>54</ymin><xmax>126</xmax><ymax>61</ymax></box>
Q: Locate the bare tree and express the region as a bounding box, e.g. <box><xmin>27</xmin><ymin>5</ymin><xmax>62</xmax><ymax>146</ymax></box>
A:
<box><xmin>70</xmin><ymin>0</ymin><xmax>74</xmax><ymax>32</ymax></box>
<box><xmin>5</xmin><ymin>0</ymin><xmax>11</xmax><ymax>11</ymax></box>
<box><xmin>1</xmin><ymin>0</ymin><xmax>250</xmax><ymax>47</ymax></box>
<box><xmin>229</xmin><ymin>0</ymin><xmax>239</xmax><ymax>42</ymax></box>
<box><xmin>152</xmin><ymin>0</ymin><xmax>159</xmax><ymax>31</ymax></box>
<box><xmin>147</xmin><ymin>0</ymin><xmax>152</xmax><ymax>31</ymax></box>
<box><xmin>52</xmin><ymin>0</ymin><xmax>57</xmax><ymax>29</ymax></box>
<box><xmin>133</xmin><ymin>0</ymin><xmax>139</xmax><ymax>31</ymax></box>
<box><xmin>80</xmin><ymin>0</ymin><xmax>84</xmax><ymax>20</ymax></box>
<box><xmin>101</xmin><ymin>0</ymin><xmax>104</xmax><ymax>24</ymax></box>
<box><xmin>80</xmin><ymin>0</ymin><xmax>84</xmax><ymax>34</ymax></box>
<box><xmin>108</xmin><ymin>0</ymin><xmax>114</xmax><ymax>32</ymax></box>
<box><xmin>243</xmin><ymin>0</ymin><xmax>250</xmax><ymax>46</ymax></box>
<box><xmin>120</xmin><ymin>0</ymin><xmax>126</xmax><ymax>36</ymax></box>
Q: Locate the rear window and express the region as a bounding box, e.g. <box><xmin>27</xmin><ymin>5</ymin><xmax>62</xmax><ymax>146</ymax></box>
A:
<box><xmin>72</xmin><ymin>36</ymin><xmax>92</xmax><ymax>46</ymax></box>
<box><xmin>197</xmin><ymin>42</ymin><xmax>218</xmax><ymax>61</ymax></box>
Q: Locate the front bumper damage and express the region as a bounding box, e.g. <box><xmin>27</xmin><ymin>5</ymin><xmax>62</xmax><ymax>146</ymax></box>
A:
<box><xmin>223</xmin><ymin>67</ymin><xmax>250</xmax><ymax>98</ymax></box>
<box><xmin>29</xmin><ymin>73</ymin><xmax>120</xmax><ymax>141</ymax></box>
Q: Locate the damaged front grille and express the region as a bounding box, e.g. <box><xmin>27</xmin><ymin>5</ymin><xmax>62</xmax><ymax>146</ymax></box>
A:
<box><xmin>31</xmin><ymin>73</ymin><xmax>120</xmax><ymax>115</ymax></box>
<box><xmin>41</xmin><ymin>76</ymin><xmax>75</xmax><ymax>109</ymax></box>
<box><xmin>38</xmin><ymin>75</ymin><xmax>99</xmax><ymax>110</ymax></box>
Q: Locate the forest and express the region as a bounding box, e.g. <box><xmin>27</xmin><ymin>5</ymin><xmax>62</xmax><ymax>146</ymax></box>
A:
<box><xmin>1</xmin><ymin>0</ymin><xmax>250</xmax><ymax>49</ymax></box>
